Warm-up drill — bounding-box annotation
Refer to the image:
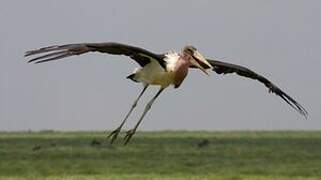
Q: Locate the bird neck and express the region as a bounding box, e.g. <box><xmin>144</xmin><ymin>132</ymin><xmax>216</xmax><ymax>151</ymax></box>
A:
<box><xmin>172</xmin><ymin>54</ymin><xmax>191</xmax><ymax>88</ymax></box>
<box><xmin>177</xmin><ymin>53</ymin><xmax>192</xmax><ymax>69</ymax></box>
<box><xmin>178</xmin><ymin>53</ymin><xmax>192</xmax><ymax>66</ymax></box>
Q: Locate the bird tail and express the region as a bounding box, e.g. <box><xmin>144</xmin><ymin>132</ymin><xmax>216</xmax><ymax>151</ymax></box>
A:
<box><xmin>126</xmin><ymin>73</ymin><xmax>139</xmax><ymax>83</ymax></box>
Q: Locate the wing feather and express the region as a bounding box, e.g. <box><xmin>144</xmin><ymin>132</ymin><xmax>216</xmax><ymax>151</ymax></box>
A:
<box><xmin>25</xmin><ymin>42</ymin><xmax>166</xmax><ymax>68</ymax></box>
<box><xmin>200</xmin><ymin>59</ymin><xmax>308</xmax><ymax>118</ymax></box>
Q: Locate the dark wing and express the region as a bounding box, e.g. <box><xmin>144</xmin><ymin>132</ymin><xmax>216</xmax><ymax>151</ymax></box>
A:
<box><xmin>25</xmin><ymin>42</ymin><xmax>166</xmax><ymax>68</ymax></box>
<box><xmin>197</xmin><ymin>59</ymin><xmax>308</xmax><ymax>118</ymax></box>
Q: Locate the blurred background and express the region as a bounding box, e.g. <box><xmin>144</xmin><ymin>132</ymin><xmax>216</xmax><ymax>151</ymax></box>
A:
<box><xmin>0</xmin><ymin>0</ymin><xmax>320</xmax><ymax>131</ymax></box>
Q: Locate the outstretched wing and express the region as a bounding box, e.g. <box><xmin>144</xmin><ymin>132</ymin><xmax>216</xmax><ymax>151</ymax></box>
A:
<box><xmin>198</xmin><ymin>59</ymin><xmax>308</xmax><ymax>118</ymax></box>
<box><xmin>25</xmin><ymin>42</ymin><xmax>166</xmax><ymax>68</ymax></box>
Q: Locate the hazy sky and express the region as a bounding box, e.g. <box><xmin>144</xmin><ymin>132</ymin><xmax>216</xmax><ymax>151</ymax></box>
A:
<box><xmin>1</xmin><ymin>1</ymin><xmax>320</xmax><ymax>131</ymax></box>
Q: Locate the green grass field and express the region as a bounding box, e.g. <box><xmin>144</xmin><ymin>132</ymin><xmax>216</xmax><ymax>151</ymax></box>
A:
<box><xmin>0</xmin><ymin>131</ymin><xmax>320</xmax><ymax>180</ymax></box>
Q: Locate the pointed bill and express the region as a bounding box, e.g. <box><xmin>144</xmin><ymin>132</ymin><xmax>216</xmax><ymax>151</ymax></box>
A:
<box><xmin>190</xmin><ymin>51</ymin><xmax>213</xmax><ymax>75</ymax></box>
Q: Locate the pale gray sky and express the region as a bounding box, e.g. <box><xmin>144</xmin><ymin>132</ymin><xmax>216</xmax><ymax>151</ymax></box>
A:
<box><xmin>1</xmin><ymin>0</ymin><xmax>320</xmax><ymax>131</ymax></box>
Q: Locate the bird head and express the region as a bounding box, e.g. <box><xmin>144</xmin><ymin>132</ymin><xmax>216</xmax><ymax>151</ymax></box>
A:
<box><xmin>183</xmin><ymin>45</ymin><xmax>213</xmax><ymax>75</ymax></box>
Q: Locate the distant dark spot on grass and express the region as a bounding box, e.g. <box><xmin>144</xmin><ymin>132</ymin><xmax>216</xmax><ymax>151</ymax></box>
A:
<box><xmin>90</xmin><ymin>139</ymin><xmax>102</xmax><ymax>147</ymax></box>
<box><xmin>197</xmin><ymin>139</ymin><xmax>210</xmax><ymax>148</ymax></box>
<box><xmin>32</xmin><ymin>145</ymin><xmax>42</xmax><ymax>151</ymax></box>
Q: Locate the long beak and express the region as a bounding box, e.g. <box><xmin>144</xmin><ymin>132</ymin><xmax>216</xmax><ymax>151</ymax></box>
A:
<box><xmin>190</xmin><ymin>51</ymin><xmax>213</xmax><ymax>76</ymax></box>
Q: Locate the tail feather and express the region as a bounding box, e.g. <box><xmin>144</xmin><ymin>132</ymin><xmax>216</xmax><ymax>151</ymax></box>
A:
<box><xmin>126</xmin><ymin>73</ymin><xmax>139</xmax><ymax>82</ymax></box>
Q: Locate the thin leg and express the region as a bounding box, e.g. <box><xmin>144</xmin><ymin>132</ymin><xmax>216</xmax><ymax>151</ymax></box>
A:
<box><xmin>124</xmin><ymin>87</ymin><xmax>164</xmax><ymax>145</ymax></box>
<box><xmin>107</xmin><ymin>84</ymin><xmax>149</xmax><ymax>144</ymax></box>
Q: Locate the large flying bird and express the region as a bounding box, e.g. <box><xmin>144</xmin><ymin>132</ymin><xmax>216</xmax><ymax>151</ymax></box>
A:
<box><xmin>25</xmin><ymin>42</ymin><xmax>308</xmax><ymax>144</ymax></box>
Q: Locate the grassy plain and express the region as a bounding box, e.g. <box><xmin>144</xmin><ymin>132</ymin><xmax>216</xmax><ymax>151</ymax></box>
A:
<box><xmin>0</xmin><ymin>131</ymin><xmax>320</xmax><ymax>180</ymax></box>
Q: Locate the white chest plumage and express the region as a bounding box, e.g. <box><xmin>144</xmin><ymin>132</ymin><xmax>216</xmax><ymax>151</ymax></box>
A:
<box><xmin>164</xmin><ymin>52</ymin><xmax>180</xmax><ymax>72</ymax></box>
<box><xmin>132</xmin><ymin>52</ymin><xmax>180</xmax><ymax>88</ymax></box>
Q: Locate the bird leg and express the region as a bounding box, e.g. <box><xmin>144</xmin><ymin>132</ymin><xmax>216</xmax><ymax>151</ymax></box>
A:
<box><xmin>107</xmin><ymin>85</ymin><xmax>148</xmax><ymax>144</ymax></box>
<box><xmin>124</xmin><ymin>88</ymin><xmax>164</xmax><ymax>145</ymax></box>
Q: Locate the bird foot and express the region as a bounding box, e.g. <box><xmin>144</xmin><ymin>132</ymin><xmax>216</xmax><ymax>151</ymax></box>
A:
<box><xmin>107</xmin><ymin>127</ymin><xmax>122</xmax><ymax>144</ymax></box>
<box><xmin>124</xmin><ymin>129</ymin><xmax>136</xmax><ymax>145</ymax></box>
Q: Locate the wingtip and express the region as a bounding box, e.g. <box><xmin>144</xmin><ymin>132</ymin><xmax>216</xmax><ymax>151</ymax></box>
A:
<box><xmin>302</xmin><ymin>111</ymin><xmax>308</xmax><ymax>120</ymax></box>
<box><xmin>298</xmin><ymin>104</ymin><xmax>308</xmax><ymax>120</ymax></box>
<box><xmin>297</xmin><ymin>107</ymin><xmax>308</xmax><ymax>120</ymax></box>
<box><xmin>296</xmin><ymin>106</ymin><xmax>308</xmax><ymax>120</ymax></box>
<box><xmin>24</xmin><ymin>51</ymin><xmax>32</xmax><ymax>57</ymax></box>
<box><xmin>27</xmin><ymin>57</ymin><xmax>37</xmax><ymax>63</ymax></box>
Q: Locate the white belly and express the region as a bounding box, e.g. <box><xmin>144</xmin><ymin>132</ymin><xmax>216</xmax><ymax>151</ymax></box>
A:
<box><xmin>134</xmin><ymin>61</ymin><xmax>174</xmax><ymax>88</ymax></box>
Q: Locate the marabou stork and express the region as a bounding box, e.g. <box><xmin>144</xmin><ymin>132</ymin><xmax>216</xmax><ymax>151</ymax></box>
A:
<box><xmin>25</xmin><ymin>42</ymin><xmax>308</xmax><ymax>144</ymax></box>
